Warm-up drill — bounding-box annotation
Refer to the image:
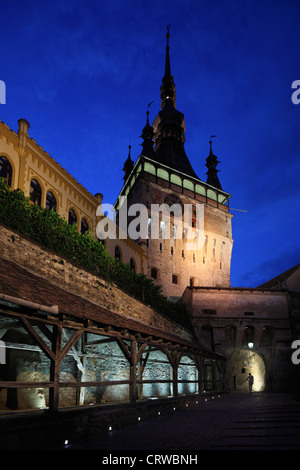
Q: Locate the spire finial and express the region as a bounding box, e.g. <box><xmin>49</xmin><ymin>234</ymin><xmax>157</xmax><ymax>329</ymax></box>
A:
<box><xmin>166</xmin><ymin>24</ymin><xmax>170</xmax><ymax>43</ymax></box>
<box><xmin>209</xmin><ymin>135</ymin><xmax>217</xmax><ymax>154</ymax></box>
<box><xmin>160</xmin><ymin>25</ymin><xmax>176</xmax><ymax>109</ymax></box>
<box><xmin>165</xmin><ymin>25</ymin><xmax>171</xmax><ymax>76</ymax></box>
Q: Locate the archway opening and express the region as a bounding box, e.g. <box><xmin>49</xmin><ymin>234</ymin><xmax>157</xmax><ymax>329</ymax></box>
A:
<box><xmin>227</xmin><ymin>349</ymin><xmax>265</xmax><ymax>392</ymax></box>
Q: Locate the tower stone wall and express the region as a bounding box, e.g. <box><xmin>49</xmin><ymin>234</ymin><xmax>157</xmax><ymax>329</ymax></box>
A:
<box><xmin>122</xmin><ymin>169</ymin><xmax>233</xmax><ymax>298</ymax></box>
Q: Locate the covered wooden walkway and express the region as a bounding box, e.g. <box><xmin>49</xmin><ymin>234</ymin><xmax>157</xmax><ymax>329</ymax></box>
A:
<box><xmin>0</xmin><ymin>256</ymin><xmax>225</xmax><ymax>413</ymax></box>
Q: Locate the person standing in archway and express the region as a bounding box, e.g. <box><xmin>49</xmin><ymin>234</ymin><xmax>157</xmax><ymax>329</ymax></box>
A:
<box><xmin>247</xmin><ymin>373</ymin><xmax>254</xmax><ymax>393</ymax></box>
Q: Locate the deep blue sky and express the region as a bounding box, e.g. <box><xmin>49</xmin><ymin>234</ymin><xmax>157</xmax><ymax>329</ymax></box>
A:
<box><xmin>1</xmin><ymin>0</ymin><xmax>299</xmax><ymax>288</ymax></box>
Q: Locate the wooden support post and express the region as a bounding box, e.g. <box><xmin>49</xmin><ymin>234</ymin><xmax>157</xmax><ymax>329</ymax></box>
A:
<box><xmin>130</xmin><ymin>340</ymin><xmax>137</xmax><ymax>406</ymax></box>
<box><xmin>195</xmin><ymin>355</ymin><xmax>204</xmax><ymax>394</ymax></box>
<box><xmin>49</xmin><ymin>324</ymin><xmax>62</xmax><ymax>413</ymax></box>
<box><xmin>173</xmin><ymin>363</ymin><xmax>178</xmax><ymax>399</ymax></box>
<box><xmin>136</xmin><ymin>344</ymin><xmax>148</xmax><ymax>400</ymax></box>
<box><xmin>137</xmin><ymin>362</ymin><xmax>143</xmax><ymax>400</ymax></box>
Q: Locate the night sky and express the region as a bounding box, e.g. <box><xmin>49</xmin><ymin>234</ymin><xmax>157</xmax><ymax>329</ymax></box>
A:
<box><xmin>1</xmin><ymin>0</ymin><xmax>299</xmax><ymax>288</ymax></box>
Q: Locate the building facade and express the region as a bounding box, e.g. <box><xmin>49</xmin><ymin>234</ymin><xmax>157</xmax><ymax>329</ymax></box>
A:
<box><xmin>183</xmin><ymin>265</ymin><xmax>300</xmax><ymax>392</ymax></box>
<box><xmin>0</xmin><ymin>118</ymin><xmax>146</xmax><ymax>274</ymax></box>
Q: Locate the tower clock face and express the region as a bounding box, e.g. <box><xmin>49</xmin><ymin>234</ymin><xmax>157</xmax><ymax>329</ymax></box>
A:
<box><xmin>164</xmin><ymin>194</ymin><xmax>184</xmax><ymax>213</ymax></box>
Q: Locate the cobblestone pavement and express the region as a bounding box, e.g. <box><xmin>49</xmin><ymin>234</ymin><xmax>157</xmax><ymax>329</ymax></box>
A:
<box><xmin>68</xmin><ymin>393</ymin><xmax>300</xmax><ymax>451</ymax></box>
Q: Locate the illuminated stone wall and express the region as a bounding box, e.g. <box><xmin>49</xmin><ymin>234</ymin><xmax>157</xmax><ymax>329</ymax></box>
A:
<box><xmin>0</xmin><ymin>225</ymin><xmax>201</xmax><ymax>410</ymax></box>
<box><xmin>120</xmin><ymin>171</ymin><xmax>233</xmax><ymax>299</ymax></box>
<box><xmin>0</xmin><ymin>224</ymin><xmax>193</xmax><ymax>343</ymax></box>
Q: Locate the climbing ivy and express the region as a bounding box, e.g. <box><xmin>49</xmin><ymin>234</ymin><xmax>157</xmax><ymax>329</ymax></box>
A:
<box><xmin>0</xmin><ymin>178</ymin><xmax>191</xmax><ymax>329</ymax></box>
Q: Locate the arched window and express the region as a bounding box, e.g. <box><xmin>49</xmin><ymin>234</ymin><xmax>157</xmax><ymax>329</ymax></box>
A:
<box><xmin>115</xmin><ymin>246</ymin><xmax>121</xmax><ymax>261</ymax></box>
<box><xmin>243</xmin><ymin>326</ymin><xmax>255</xmax><ymax>347</ymax></box>
<box><xmin>0</xmin><ymin>156</ymin><xmax>12</xmax><ymax>186</ymax></box>
<box><xmin>129</xmin><ymin>258</ymin><xmax>135</xmax><ymax>272</ymax></box>
<box><xmin>68</xmin><ymin>208</ymin><xmax>77</xmax><ymax>226</ymax></box>
<box><xmin>46</xmin><ymin>191</ymin><xmax>57</xmax><ymax>211</ymax></box>
<box><xmin>30</xmin><ymin>179</ymin><xmax>42</xmax><ymax>206</ymax></box>
<box><xmin>81</xmin><ymin>218</ymin><xmax>89</xmax><ymax>235</ymax></box>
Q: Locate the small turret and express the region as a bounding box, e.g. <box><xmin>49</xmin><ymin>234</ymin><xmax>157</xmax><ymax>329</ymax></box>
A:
<box><xmin>122</xmin><ymin>145</ymin><xmax>134</xmax><ymax>181</ymax></box>
<box><xmin>140</xmin><ymin>109</ymin><xmax>154</xmax><ymax>157</ymax></box>
<box><xmin>205</xmin><ymin>138</ymin><xmax>223</xmax><ymax>190</ymax></box>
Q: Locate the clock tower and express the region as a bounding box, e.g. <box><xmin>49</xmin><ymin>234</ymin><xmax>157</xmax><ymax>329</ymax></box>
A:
<box><xmin>115</xmin><ymin>29</ymin><xmax>233</xmax><ymax>299</ymax></box>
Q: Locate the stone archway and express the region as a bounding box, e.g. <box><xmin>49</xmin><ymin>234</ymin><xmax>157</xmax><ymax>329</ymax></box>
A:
<box><xmin>227</xmin><ymin>349</ymin><xmax>266</xmax><ymax>392</ymax></box>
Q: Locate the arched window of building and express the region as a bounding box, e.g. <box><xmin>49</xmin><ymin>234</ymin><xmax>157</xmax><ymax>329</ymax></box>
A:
<box><xmin>243</xmin><ymin>325</ymin><xmax>255</xmax><ymax>347</ymax></box>
<box><xmin>129</xmin><ymin>258</ymin><xmax>135</xmax><ymax>272</ymax></box>
<box><xmin>260</xmin><ymin>326</ymin><xmax>273</xmax><ymax>347</ymax></box>
<box><xmin>81</xmin><ymin>218</ymin><xmax>89</xmax><ymax>235</ymax></box>
<box><xmin>201</xmin><ymin>325</ymin><xmax>214</xmax><ymax>351</ymax></box>
<box><xmin>225</xmin><ymin>325</ymin><xmax>236</xmax><ymax>348</ymax></box>
<box><xmin>68</xmin><ymin>208</ymin><xmax>77</xmax><ymax>226</ymax></box>
<box><xmin>30</xmin><ymin>179</ymin><xmax>42</xmax><ymax>206</ymax></box>
<box><xmin>0</xmin><ymin>156</ymin><xmax>12</xmax><ymax>186</ymax></box>
<box><xmin>115</xmin><ymin>246</ymin><xmax>121</xmax><ymax>261</ymax></box>
<box><xmin>46</xmin><ymin>191</ymin><xmax>57</xmax><ymax>211</ymax></box>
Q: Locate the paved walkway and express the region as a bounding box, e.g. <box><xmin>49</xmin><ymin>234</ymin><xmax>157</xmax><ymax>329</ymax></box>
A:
<box><xmin>68</xmin><ymin>393</ymin><xmax>300</xmax><ymax>451</ymax></box>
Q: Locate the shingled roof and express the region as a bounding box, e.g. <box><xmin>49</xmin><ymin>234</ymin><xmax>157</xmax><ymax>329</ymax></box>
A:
<box><xmin>0</xmin><ymin>256</ymin><xmax>212</xmax><ymax>353</ymax></box>
<box><xmin>258</xmin><ymin>263</ymin><xmax>300</xmax><ymax>290</ymax></box>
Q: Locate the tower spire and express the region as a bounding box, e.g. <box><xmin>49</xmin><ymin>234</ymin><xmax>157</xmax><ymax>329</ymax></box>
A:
<box><xmin>151</xmin><ymin>27</ymin><xmax>199</xmax><ymax>179</ymax></box>
<box><xmin>160</xmin><ymin>25</ymin><xmax>176</xmax><ymax>109</ymax></box>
